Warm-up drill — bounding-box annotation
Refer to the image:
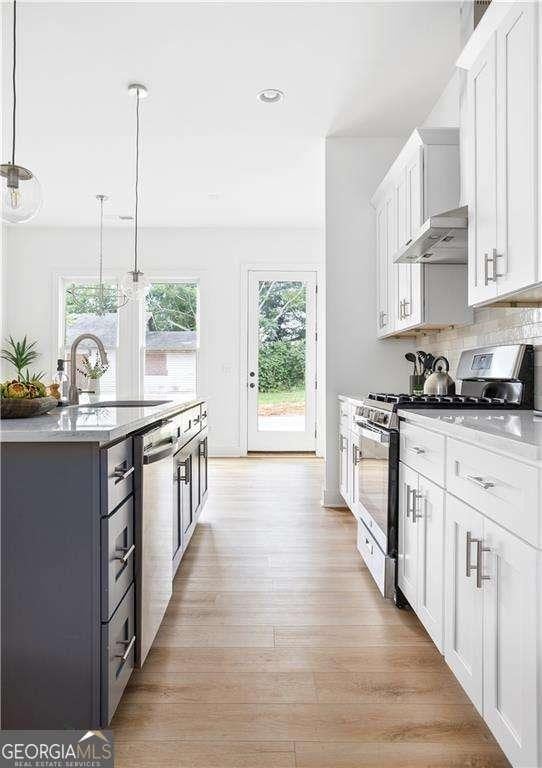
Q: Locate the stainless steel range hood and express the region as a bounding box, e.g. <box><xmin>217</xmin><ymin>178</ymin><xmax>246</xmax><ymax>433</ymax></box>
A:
<box><xmin>394</xmin><ymin>206</ymin><xmax>467</xmax><ymax>265</ymax></box>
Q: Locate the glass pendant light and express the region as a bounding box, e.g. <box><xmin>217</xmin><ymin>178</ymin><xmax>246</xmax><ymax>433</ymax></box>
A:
<box><xmin>121</xmin><ymin>83</ymin><xmax>150</xmax><ymax>301</ymax></box>
<box><xmin>1</xmin><ymin>0</ymin><xmax>42</xmax><ymax>224</ymax></box>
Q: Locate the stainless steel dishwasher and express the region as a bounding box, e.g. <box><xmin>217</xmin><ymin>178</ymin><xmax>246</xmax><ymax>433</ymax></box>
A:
<box><xmin>134</xmin><ymin>420</ymin><xmax>175</xmax><ymax>666</ymax></box>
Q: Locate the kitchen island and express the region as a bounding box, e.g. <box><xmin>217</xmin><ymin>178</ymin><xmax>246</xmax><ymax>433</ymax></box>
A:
<box><xmin>0</xmin><ymin>397</ymin><xmax>208</xmax><ymax>729</ymax></box>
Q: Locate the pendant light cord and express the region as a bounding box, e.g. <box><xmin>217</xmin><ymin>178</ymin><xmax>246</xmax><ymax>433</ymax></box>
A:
<box><xmin>133</xmin><ymin>88</ymin><xmax>140</xmax><ymax>275</ymax></box>
<box><xmin>11</xmin><ymin>0</ymin><xmax>17</xmax><ymax>165</ymax></box>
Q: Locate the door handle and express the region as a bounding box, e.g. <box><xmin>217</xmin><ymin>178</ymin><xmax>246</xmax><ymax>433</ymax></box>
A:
<box><xmin>249</xmin><ymin>382</ymin><xmax>256</xmax><ymax>389</ymax></box>
<box><xmin>116</xmin><ymin>634</ymin><xmax>136</xmax><ymax>663</ymax></box>
<box><xmin>112</xmin><ymin>464</ymin><xmax>135</xmax><ymax>482</ymax></box>
<box><xmin>115</xmin><ymin>543</ymin><xmax>135</xmax><ymax>564</ymax></box>
<box><xmin>466</xmin><ymin>474</ymin><xmax>494</xmax><ymax>491</ymax></box>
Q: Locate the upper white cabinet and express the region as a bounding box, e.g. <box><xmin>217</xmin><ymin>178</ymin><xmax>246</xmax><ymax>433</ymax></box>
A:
<box><xmin>464</xmin><ymin>2</ymin><xmax>538</xmax><ymax>305</ymax></box>
<box><xmin>372</xmin><ymin>128</ymin><xmax>472</xmax><ymax>337</ymax></box>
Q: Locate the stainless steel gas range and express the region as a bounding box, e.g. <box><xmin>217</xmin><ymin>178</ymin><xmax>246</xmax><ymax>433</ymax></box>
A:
<box><xmin>351</xmin><ymin>344</ymin><xmax>533</xmax><ymax>604</ymax></box>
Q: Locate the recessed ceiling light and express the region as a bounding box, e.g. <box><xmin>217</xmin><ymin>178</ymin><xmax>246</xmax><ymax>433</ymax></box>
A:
<box><xmin>257</xmin><ymin>89</ymin><xmax>284</xmax><ymax>104</ymax></box>
<box><xmin>208</xmin><ymin>192</ymin><xmax>221</xmax><ymax>200</ymax></box>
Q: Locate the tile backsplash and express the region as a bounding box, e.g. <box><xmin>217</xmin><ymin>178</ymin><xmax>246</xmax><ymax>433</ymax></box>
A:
<box><xmin>416</xmin><ymin>306</ymin><xmax>542</xmax><ymax>410</ymax></box>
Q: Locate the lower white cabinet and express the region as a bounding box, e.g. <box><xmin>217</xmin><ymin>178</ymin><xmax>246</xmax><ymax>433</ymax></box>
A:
<box><xmin>444</xmin><ymin>494</ymin><xmax>540</xmax><ymax>767</ymax></box>
<box><xmin>398</xmin><ymin>461</ymin><xmax>444</xmax><ymax>650</ymax></box>
<box><xmin>444</xmin><ymin>494</ymin><xmax>484</xmax><ymax>712</ymax></box>
<box><xmin>339</xmin><ymin>431</ymin><xmax>351</xmax><ymax>504</ymax></box>
<box><xmin>482</xmin><ymin>516</ymin><xmax>540</xmax><ymax>768</ymax></box>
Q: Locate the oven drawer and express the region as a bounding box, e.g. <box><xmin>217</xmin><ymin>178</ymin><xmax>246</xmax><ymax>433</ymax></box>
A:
<box><xmin>399</xmin><ymin>422</ymin><xmax>445</xmax><ymax>486</ymax></box>
<box><xmin>446</xmin><ymin>438</ymin><xmax>540</xmax><ymax>547</ymax></box>
<box><xmin>101</xmin><ymin>583</ymin><xmax>135</xmax><ymax>724</ymax></box>
<box><xmin>101</xmin><ymin>437</ymin><xmax>135</xmax><ymax>515</ymax></box>
<box><xmin>357</xmin><ymin>520</ymin><xmax>394</xmax><ymax>598</ymax></box>
<box><xmin>101</xmin><ymin>496</ymin><xmax>135</xmax><ymax>621</ymax></box>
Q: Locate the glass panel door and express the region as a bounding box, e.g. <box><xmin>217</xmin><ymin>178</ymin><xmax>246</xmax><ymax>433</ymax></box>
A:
<box><xmin>247</xmin><ymin>270</ymin><xmax>317</xmax><ymax>452</ymax></box>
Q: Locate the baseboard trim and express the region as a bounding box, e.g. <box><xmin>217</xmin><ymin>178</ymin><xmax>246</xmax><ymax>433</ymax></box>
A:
<box><xmin>322</xmin><ymin>489</ymin><xmax>347</xmax><ymax>508</ymax></box>
<box><xmin>209</xmin><ymin>446</ymin><xmax>244</xmax><ymax>457</ymax></box>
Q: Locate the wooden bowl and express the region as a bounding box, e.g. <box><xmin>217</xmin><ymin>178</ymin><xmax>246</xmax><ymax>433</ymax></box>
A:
<box><xmin>0</xmin><ymin>396</ymin><xmax>58</xmax><ymax>419</ymax></box>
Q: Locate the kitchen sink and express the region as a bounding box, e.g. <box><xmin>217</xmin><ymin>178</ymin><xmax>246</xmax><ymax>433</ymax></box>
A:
<box><xmin>78</xmin><ymin>400</ymin><xmax>172</xmax><ymax>408</ymax></box>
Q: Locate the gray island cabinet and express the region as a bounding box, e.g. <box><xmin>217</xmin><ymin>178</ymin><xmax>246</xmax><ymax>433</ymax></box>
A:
<box><xmin>0</xmin><ymin>398</ymin><xmax>208</xmax><ymax>729</ymax></box>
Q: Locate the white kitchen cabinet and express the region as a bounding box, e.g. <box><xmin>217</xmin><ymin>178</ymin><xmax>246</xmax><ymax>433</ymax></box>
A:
<box><xmin>398</xmin><ymin>462</ymin><xmax>418</xmax><ymax>607</ymax></box>
<box><xmin>376</xmin><ymin>190</ymin><xmax>397</xmax><ymax>337</ymax></box>
<box><xmin>467</xmin><ymin>33</ymin><xmax>498</xmax><ymax>305</ymax></box>
<box><xmin>398</xmin><ymin>461</ymin><xmax>444</xmax><ymax>650</ymax></box>
<box><xmin>482</xmin><ymin>517</ymin><xmax>540</xmax><ymax>768</ymax></box>
<box><xmin>400</xmin><ymin>411</ymin><xmax>542</xmax><ymax>767</ymax></box>
<box><xmin>376</xmin><ymin>201</ymin><xmax>391</xmax><ymax>337</ymax></box>
<box><xmin>373</xmin><ymin>128</ymin><xmax>471</xmax><ymax>337</ymax></box>
<box><xmin>444</xmin><ymin>494</ymin><xmax>484</xmax><ymax>713</ymax></box>
<box><xmin>416</xmin><ymin>473</ymin><xmax>445</xmax><ymax>651</ymax></box>
<box><xmin>466</xmin><ymin>3</ymin><xmax>538</xmax><ymax>305</ymax></box>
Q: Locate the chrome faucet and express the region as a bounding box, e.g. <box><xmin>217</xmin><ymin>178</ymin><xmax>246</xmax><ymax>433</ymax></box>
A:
<box><xmin>68</xmin><ymin>333</ymin><xmax>108</xmax><ymax>405</ymax></box>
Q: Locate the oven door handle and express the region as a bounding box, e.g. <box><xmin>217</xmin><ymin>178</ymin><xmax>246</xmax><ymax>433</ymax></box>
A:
<box><xmin>359</xmin><ymin>426</ymin><xmax>386</xmax><ymax>443</ymax></box>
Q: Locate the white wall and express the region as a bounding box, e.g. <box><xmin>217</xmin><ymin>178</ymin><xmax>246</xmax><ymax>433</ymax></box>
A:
<box><xmin>422</xmin><ymin>71</ymin><xmax>460</xmax><ymax>128</ymax></box>
<box><xmin>1</xmin><ymin>226</ymin><xmax>323</xmax><ymax>455</ymax></box>
<box><xmin>324</xmin><ymin>138</ymin><xmax>413</xmax><ymax>506</ymax></box>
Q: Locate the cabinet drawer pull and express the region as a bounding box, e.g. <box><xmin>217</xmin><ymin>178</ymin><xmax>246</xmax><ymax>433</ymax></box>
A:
<box><xmin>466</xmin><ymin>474</ymin><xmax>494</xmax><ymax>490</ymax></box>
<box><xmin>116</xmin><ymin>634</ymin><xmax>136</xmax><ymax>663</ymax></box>
<box><xmin>112</xmin><ymin>464</ymin><xmax>135</xmax><ymax>482</ymax></box>
<box><xmin>115</xmin><ymin>543</ymin><xmax>135</xmax><ymax>564</ymax></box>
<box><xmin>409</xmin><ymin>445</ymin><xmax>426</xmax><ymax>455</ymax></box>
<box><xmin>405</xmin><ymin>238</ymin><xmax>412</xmax><ymax>246</ymax></box>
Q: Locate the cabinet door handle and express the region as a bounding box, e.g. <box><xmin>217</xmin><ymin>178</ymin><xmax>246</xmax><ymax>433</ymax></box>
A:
<box><xmin>484</xmin><ymin>250</ymin><xmax>500</xmax><ymax>285</ymax></box>
<box><xmin>179</xmin><ymin>458</ymin><xmax>190</xmax><ymax>484</ymax></box>
<box><xmin>405</xmin><ymin>238</ymin><xmax>412</xmax><ymax>246</ymax></box>
<box><xmin>466</xmin><ymin>530</ymin><xmax>479</xmax><ymax>578</ymax></box>
<box><xmin>405</xmin><ymin>484</ymin><xmax>411</xmax><ymax>518</ymax></box>
<box><xmin>475</xmin><ymin>539</ymin><xmax>491</xmax><ymax>589</ymax></box>
<box><xmin>112</xmin><ymin>464</ymin><xmax>135</xmax><ymax>482</ymax></box>
<box><xmin>116</xmin><ymin>634</ymin><xmax>136</xmax><ymax>663</ymax></box>
<box><xmin>466</xmin><ymin>474</ymin><xmax>494</xmax><ymax>491</ymax></box>
<box><xmin>403</xmin><ymin>299</ymin><xmax>410</xmax><ymax>318</ymax></box>
<box><xmin>412</xmin><ymin>491</ymin><xmax>423</xmax><ymax>522</ymax></box>
<box><xmin>115</xmin><ymin>543</ymin><xmax>135</xmax><ymax>564</ymax></box>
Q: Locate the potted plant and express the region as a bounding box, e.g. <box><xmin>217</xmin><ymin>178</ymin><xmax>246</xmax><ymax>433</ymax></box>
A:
<box><xmin>77</xmin><ymin>354</ymin><xmax>109</xmax><ymax>404</ymax></box>
<box><xmin>0</xmin><ymin>336</ymin><xmax>57</xmax><ymax>418</ymax></box>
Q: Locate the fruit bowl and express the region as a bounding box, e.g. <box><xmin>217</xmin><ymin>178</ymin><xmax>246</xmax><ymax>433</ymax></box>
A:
<box><xmin>0</xmin><ymin>396</ymin><xmax>58</xmax><ymax>419</ymax></box>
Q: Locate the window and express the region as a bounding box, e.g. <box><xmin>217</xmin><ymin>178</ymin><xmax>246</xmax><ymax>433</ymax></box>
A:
<box><xmin>59</xmin><ymin>277</ymin><xmax>199</xmax><ymax>401</ymax></box>
<box><xmin>144</xmin><ymin>282</ymin><xmax>199</xmax><ymax>397</ymax></box>
<box><xmin>62</xmin><ymin>280</ymin><xmax>118</xmax><ymax>397</ymax></box>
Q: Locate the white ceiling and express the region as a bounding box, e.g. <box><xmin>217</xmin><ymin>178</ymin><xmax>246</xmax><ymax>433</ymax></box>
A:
<box><xmin>2</xmin><ymin>1</ymin><xmax>460</xmax><ymax>228</ymax></box>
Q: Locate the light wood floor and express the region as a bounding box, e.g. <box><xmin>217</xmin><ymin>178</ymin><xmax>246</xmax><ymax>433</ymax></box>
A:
<box><xmin>112</xmin><ymin>457</ymin><xmax>509</xmax><ymax>768</ymax></box>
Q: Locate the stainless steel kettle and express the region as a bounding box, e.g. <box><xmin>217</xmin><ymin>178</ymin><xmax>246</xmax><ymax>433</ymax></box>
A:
<box><xmin>423</xmin><ymin>356</ymin><xmax>455</xmax><ymax>396</ymax></box>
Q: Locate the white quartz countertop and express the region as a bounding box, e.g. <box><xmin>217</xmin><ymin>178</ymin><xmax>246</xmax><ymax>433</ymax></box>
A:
<box><xmin>0</xmin><ymin>397</ymin><xmax>207</xmax><ymax>444</ymax></box>
<box><xmin>338</xmin><ymin>394</ymin><xmax>364</xmax><ymax>406</ymax></box>
<box><xmin>398</xmin><ymin>408</ymin><xmax>542</xmax><ymax>462</ymax></box>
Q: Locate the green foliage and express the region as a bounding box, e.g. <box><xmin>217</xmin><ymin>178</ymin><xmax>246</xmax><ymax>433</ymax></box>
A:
<box><xmin>1</xmin><ymin>336</ymin><xmax>39</xmax><ymax>381</ymax></box>
<box><xmin>146</xmin><ymin>283</ymin><xmax>198</xmax><ymax>333</ymax></box>
<box><xmin>258</xmin><ymin>340</ymin><xmax>305</xmax><ymax>392</ymax></box>
<box><xmin>258</xmin><ymin>281</ymin><xmax>306</xmax><ymax>344</ymax></box>
<box><xmin>65</xmin><ymin>283</ymin><xmax>119</xmax><ymax>318</ymax></box>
